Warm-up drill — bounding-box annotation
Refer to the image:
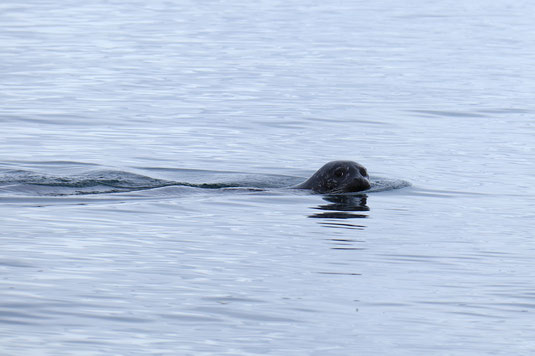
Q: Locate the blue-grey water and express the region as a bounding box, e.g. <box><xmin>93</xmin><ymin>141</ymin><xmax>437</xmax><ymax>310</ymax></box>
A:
<box><xmin>1</xmin><ymin>1</ymin><xmax>535</xmax><ymax>355</ymax></box>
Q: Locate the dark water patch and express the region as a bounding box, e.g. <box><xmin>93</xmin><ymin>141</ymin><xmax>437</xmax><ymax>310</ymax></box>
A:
<box><xmin>159</xmin><ymin>313</ymin><xmax>222</xmax><ymax>323</ymax></box>
<box><xmin>327</xmin><ymin>238</ymin><xmax>365</xmax><ymax>245</ymax></box>
<box><xmin>83</xmin><ymin>314</ymin><xmax>152</xmax><ymax>323</ymax></box>
<box><xmin>253</xmin><ymin>119</ymin><xmax>307</xmax><ymax>130</ymax></box>
<box><xmin>202</xmin><ymin>296</ymin><xmax>266</xmax><ymax>304</ymax></box>
<box><xmin>316</xmin><ymin>272</ymin><xmax>362</xmax><ymax>276</ymax></box>
<box><xmin>409</xmin><ymin>110</ymin><xmax>489</xmax><ymax>118</ymax></box>
<box><xmin>0</xmin><ymin>259</ymin><xmax>35</xmax><ymax>268</ymax></box>
<box><xmin>306</xmin><ymin>116</ymin><xmax>391</xmax><ymax>126</ymax></box>
<box><xmin>494</xmin><ymin>303</ymin><xmax>535</xmax><ymax>310</ymax></box>
<box><xmin>378</xmin><ymin>254</ymin><xmax>459</xmax><ymax>267</ymax></box>
<box><xmin>41</xmin><ymin>308</ymin><xmax>153</xmax><ymax>324</ymax></box>
<box><xmin>448</xmin><ymin>311</ymin><xmax>504</xmax><ymax>319</ymax></box>
<box><xmin>0</xmin><ymin>310</ymin><xmax>51</xmax><ymax>321</ymax></box>
<box><xmin>321</xmin><ymin>223</ymin><xmax>366</xmax><ymax>230</ymax></box>
<box><xmin>62</xmin><ymin>339</ymin><xmax>117</xmax><ymax>346</ymax></box>
<box><xmin>0</xmin><ymin>309</ymin><xmax>54</xmax><ymax>326</ymax></box>
<box><xmin>0</xmin><ymin>319</ymin><xmax>34</xmax><ymax>326</ymax></box>
<box><xmin>408</xmin><ymin>187</ymin><xmax>490</xmax><ymax>198</ymax></box>
<box><xmin>418</xmin><ymin>300</ymin><xmax>531</xmax><ymax>317</ymax></box>
<box><xmin>1</xmin><ymin>113</ymin><xmax>96</xmax><ymax>126</ymax></box>
<box><xmin>476</xmin><ymin>108</ymin><xmax>531</xmax><ymax>115</ymax></box>
<box><xmin>194</xmin><ymin>306</ymin><xmax>299</xmax><ymax>323</ymax></box>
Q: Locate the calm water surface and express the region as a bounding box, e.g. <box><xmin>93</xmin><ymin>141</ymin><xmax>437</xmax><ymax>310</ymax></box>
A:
<box><xmin>1</xmin><ymin>1</ymin><xmax>535</xmax><ymax>355</ymax></box>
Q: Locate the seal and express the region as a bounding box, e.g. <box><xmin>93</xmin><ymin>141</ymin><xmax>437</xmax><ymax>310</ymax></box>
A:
<box><xmin>294</xmin><ymin>160</ymin><xmax>371</xmax><ymax>194</ymax></box>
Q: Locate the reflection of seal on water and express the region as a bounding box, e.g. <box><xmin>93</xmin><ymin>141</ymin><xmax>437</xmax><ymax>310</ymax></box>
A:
<box><xmin>293</xmin><ymin>160</ymin><xmax>371</xmax><ymax>194</ymax></box>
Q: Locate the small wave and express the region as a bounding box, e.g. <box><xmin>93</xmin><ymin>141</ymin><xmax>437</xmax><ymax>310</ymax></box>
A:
<box><xmin>1</xmin><ymin>170</ymin><xmax>166</xmax><ymax>188</ymax></box>
<box><xmin>368</xmin><ymin>177</ymin><xmax>411</xmax><ymax>192</ymax></box>
<box><xmin>0</xmin><ymin>169</ymin><xmax>300</xmax><ymax>196</ymax></box>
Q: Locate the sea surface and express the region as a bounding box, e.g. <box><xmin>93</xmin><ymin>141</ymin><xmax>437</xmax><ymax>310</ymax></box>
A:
<box><xmin>1</xmin><ymin>1</ymin><xmax>535</xmax><ymax>355</ymax></box>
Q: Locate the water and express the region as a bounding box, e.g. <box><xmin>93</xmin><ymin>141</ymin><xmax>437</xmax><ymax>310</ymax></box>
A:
<box><xmin>1</xmin><ymin>1</ymin><xmax>535</xmax><ymax>355</ymax></box>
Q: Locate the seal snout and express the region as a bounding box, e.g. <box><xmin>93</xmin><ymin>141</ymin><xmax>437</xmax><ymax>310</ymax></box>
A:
<box><xmin>353</xmin><ymin>176</ymin><xmax>371</xmax><ymax>191</ymax></box>
<box><xmin>360</xmin><ymin>177</ymin><xmax>371</xmax><ymax>191</ymax></box>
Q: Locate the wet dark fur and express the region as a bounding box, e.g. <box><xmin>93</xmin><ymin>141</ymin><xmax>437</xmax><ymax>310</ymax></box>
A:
<box><xmin>294</xmin><ymin>161</ymin><xmax>371</xmax><ymax>194</ymax></box>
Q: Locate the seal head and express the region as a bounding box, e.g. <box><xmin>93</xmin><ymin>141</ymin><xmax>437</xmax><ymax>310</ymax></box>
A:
<box><xmin>294</xmin><ymin>160</ymin><xmax>371</xmax><ymax>194</ymax></box>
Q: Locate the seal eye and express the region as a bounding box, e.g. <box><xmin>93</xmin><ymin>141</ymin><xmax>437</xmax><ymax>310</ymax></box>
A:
<box><xmin>334</xmin><ymin>168</ymin><xmax>344</xmax><ymax>178</ymax></box>
<box><xmin>359</xmin><ymin>168</ymin><xmax>367</xmax><ymax>177</ymax></box>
